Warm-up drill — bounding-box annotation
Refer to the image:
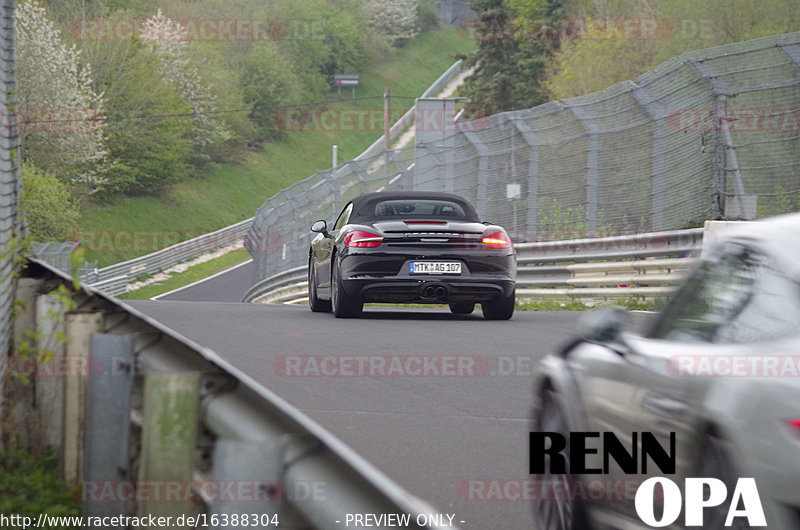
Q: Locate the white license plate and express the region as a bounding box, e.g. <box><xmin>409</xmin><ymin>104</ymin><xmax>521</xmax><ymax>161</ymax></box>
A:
<box><xmin>409</xmin><ymin>261</ymin><xmax>461</xmax><ymax>274</ymax></box>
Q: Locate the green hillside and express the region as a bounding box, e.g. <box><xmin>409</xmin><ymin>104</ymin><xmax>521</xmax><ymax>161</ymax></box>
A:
<box><xmin>79</xmin><ymin>25</ymin><xmax>474</xmax><ymax>266</ymax></box>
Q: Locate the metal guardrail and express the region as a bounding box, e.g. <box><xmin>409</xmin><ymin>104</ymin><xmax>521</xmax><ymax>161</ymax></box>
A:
<box><xmin>515</xmin><ymin>228</ymin><xmax>702</xmax><ymax>301</ymax></box>
<box><xmin>79</xmin><ymin>218</ymin><xmax>253</xmax><ymax>297</ymax></box>
<box><xmin>243</xmin><ymin>229</ymin><xmax>704</xmax><ymax>305</ymax></box>
<box><xmin>9</xmin><ymin>258</ymin><xmax>453</xmax><ymax>528</ymax></box>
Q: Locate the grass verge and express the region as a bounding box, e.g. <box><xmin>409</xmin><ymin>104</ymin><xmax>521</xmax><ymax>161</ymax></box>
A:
<box><xmin>121</xmin><ymin>248</ymin><xmax>251</xmax><ymax>300</ymax></box>
<box><xmin>516</xmin><ymin>298</ymin><xmax>664</xmax><ymax>311</ymax></box>
<box><xmin>0</xmin><ymin>450</ymin><xmax>80</xmax><ymax>519</ymax></box>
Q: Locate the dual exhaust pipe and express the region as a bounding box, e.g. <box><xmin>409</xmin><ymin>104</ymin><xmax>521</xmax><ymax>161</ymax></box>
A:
<box><xmin>421</xmin><ymin>284</ymin><xmax>448</xmax><ymax>299</ymax></box>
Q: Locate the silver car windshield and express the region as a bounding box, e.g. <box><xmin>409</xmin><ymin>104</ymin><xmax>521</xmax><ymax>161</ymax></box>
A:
<box><xmin>649</xmin><ymin>243</ymin><xmax>800</xmax><ymax>343</ymax></box>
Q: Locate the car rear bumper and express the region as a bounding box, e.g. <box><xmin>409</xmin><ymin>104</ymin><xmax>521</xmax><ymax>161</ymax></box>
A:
<box><xmin>337</xmin><ymin>249</ymin><xmax>515</xmax><ymax>303</ymax></box>
<box><xmin>348</xmin><ymin>278</ymin><xmax>515</xmax><ymax>303</ymax></box>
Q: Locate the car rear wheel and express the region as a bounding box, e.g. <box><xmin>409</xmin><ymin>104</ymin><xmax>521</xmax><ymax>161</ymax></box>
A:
<box><xmin>482</xmin><ymin>289</ymin><xmax>515</xmax><ymax>320</ymax></box>
<box><xmin>308</xmin><ymin>260</ymin><xmax>331</xmax><ymax>313</ymax></box>
<box><xmin>449</xmin><ymin>302</ymin><xmax>475</xmax><ymax>315</ymax></box>
<box><xmin>532</xmin><ymin>389</ymin><xmax>585</xmax><ymax>530</ymax></box>
<box><xmin>331</xmin><ymin>257</ymin><xmax>362</xmax><ymax>318</ymax></box>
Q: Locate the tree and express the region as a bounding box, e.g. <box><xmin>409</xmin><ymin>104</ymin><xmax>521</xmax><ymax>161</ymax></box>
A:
<box><xmin>460</xmin><ymin>0</ymin><xmax>521</xmax><ymax>115</ymax></box>
<box><xmin>90</xmin><ymin>41</ymin><xmax>194</xmax><ymax>196</ymax></box>
<box><xmin>140</xmin><ymin>10</ymin><xmax>231</xmax><ymax>153</ymax></box>
<box><xmin>239</xmin><ymin>42</ymin><xmax>306</xmax><ymax>142</ymax></box>
<box><xmin>20</xmin><ymin>164</ymin><xmax>80</xmax><ymax>242</ymax></box>
<box><xmin>364</xmin><ymin>0</ymin><xmax>421</xmax><ymax>46</ymax></box>
<box><xmin>460</xmin><ymin>0</ymin><xmax>564</xmax><ymax>114</ymax></box>
<box><xmin>15</xmin><ymin>0</ymin><xmax>111</xmax><ymax>190</ymax></box>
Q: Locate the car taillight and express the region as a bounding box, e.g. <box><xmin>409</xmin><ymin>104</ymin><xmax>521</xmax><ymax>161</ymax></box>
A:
<box><xmin>482</xmin><ymin>231</ymin><xmax>512</xmax><ymax>249</ymax></box>
<box><xmin>345</xmin><ymin>231</ymin><xmax>383</xmax><ymax>248</ymax></box>
<box><xmin>786</xmin><ymin>420</ymin><xmax>800</xmax><ymax>434</ymax></box>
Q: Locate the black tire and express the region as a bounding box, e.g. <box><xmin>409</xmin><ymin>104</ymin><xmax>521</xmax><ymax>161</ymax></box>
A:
<box><xmin>532</xmin><ymin>390</ymin><xmax>586</xmax><ymax>530</ymax></box>
<box><xmin>331</xmin><ymin>256</ymin><xmax>362</xmax><ymax>318</ymax></box>
<box><xmin>308</xmin><ymin>260</ymin><xmax>331</xmax><ymax>313</ymax></box>
<box><xmin>482</xmin><ymin>289</ymin><xmax>515</xmax><ymax>320</ymax></box>
<box><xmin>449</xmin><ymin>302</ymin><xmax>475</xmax><ymax>315</ymax></box>
<box><xmin>696</xmin><ymin>435</ymin><xmax>751</xmax><ymax>530</ymax></box>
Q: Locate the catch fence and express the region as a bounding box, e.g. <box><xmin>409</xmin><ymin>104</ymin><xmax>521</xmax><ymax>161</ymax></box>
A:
<box><xmin>247</xmin><ymin>33</ymin><xmax>800</xmax><ymax>284</ymax></box>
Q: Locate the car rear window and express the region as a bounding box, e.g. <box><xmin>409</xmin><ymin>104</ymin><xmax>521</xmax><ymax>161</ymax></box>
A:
<box><xmin>373</xmin><ymin>199</ymin><xmax>468</xmax><ymax>219</ymax></box>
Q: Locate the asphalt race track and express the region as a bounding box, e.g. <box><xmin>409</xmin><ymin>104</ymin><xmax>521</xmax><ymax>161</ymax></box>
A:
<box><xmin>129</xmin><ymin>296</ymin><xmax>586</xmax><ymax>529</ymax></box>
<box><xmin>155</xmin><ymin>260</ymin><xmax>256</xmax><ymax>302</ymax></box>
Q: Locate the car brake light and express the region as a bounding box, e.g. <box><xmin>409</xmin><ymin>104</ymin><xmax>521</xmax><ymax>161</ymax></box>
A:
<box><xmin>786</xmin><ymin>420</ymin><xmax>800</xmax><ymax>434</ymax></box>
<box><xmin>345</xmin><ymin>231</ymin><xmax>383</xmax><ymax>248</ymax></box>
<box><xmin>482</xmin><ymin>231</ymin><xmax>512</xmax><ymax>249</ymax></box>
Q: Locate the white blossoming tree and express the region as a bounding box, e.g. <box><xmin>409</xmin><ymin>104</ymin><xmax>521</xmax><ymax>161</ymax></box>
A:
<box><xmin>364</xmin><ymin>0</ymin><xmax>420</xmax><ymax>46</ymax></box>
<box><xmin>15</xmin><ymin>0</ymin><xmax>111</xmax><ymax>189</ymax></box>
<box><xmin>140</xmin><ymin>10</ymin><xmax>230</xmax><ymax>151</ymax></box>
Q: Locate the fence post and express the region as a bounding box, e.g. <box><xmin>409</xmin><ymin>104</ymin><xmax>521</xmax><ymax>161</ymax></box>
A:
<box><xmin>510</xmin><ymin>117</ymin><xmax>542</xmax><ymax>240</ymax></box>
<box><xmin>711</xmin><ymin>95</ymin><xmax>729</xmax><ymax>218</ymax></box>
<box><xmin>461</xmin><ymin>130</ymin><xmax>490</xmax><ymax>219</ymax></box>
<box><xmin>628</xmin><ymin>81</ymin><xmax>669</xmax><ymax>231</ymax></box>
<box><xmin>565</xmin><ymin>103</ymin><xmax>599</xmax><ymax>236</ymax></box>
<box><xmin>687</xmin><ymin>59</ymin><xmax>743</xmax><ymax>219</ymax></box>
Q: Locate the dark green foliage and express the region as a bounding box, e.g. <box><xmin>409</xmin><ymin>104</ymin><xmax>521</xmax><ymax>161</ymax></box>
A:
<box><xmin>239</xmin><ymin>43</ymin><xmax>305</xmax><ymax>142</ymax></box>
<box><xmin>91</xmin><ymin>42</ymin><xmax>193</xmax><ymax>197</ymax></box>
<box><xmin>0</xmin><ymin>450</ymin><xmax>80</xmax><ymax>519</ymax></box>
<box><xmin>461</xmin><ymin>0</ymin><xmax>564</xmax><ymax>114</ymax></box>
<box><xmin>20</xmin><ymin>165</ymin><xmax>81</xmax><ymax>242</ymax></box>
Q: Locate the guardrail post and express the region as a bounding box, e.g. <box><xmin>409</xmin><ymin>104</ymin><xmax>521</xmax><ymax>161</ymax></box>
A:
<box><xmin>85</xmin><ymin>333</ymin><xmax>134</xmax><ymax>518</ymax></box>
<box><xmin>208</xmin><ymin>440</ymin><xmax>284</xmax><ymax>523</ymax></box>
<box><xmin>34</xmin><ymin>293</ymin><xmax>67</xmax><ymax>459</ymax></box>
<box><xmin>137</xmin><ymin>372</ymin><xmax>200</xmax><ymax>520</ymax></box>
<box><xmin>63</xmin><ymin>312</ymin><xmax>104</xmax><ymax>484</ymax></box>
<box><xmin>3</xmin><ymin>278</ymin><xmax>44</xmax><ymax>451</ymax></box>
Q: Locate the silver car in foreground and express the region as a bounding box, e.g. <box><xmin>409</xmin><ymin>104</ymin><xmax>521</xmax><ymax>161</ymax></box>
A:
<box><xmin>531</xmin><ymin>212</ymin><xmax>800</xmax><ymax>529</ymax></box>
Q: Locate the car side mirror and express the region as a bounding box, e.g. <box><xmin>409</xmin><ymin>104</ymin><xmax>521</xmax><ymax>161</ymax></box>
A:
<box><xmin>577</xmin><ymin>307</ymin><xmax>629</xmax><ymax>343</ymax></box>
<box><xmin>311</xmin><ymin>220</ymin><xmax>329</xmax><ymax>236</ymax></box>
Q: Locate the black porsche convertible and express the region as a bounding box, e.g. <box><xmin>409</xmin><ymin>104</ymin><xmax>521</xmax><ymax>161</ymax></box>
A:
<box><xmin>307</xmin><ymin>192</ymin><xmax>516</xmax><ymax>319</ymax></box>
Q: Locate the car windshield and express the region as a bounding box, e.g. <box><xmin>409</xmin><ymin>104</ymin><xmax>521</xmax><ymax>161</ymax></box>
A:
<box><xmin>373</xmin><ymin>199</ymin><xmax>468</xmax><ymax>219</ymax></box>
<box><xmin>648</xmin><ymin>243</ymin><xmax>800</xmax><ymax>344</ymax></box>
